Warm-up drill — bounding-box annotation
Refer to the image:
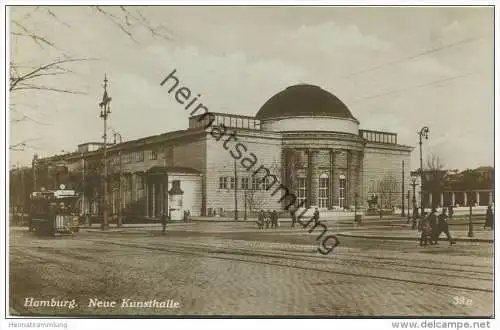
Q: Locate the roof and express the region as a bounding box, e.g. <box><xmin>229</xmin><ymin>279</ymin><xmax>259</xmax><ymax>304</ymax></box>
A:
<box><xmin>145</xmin><ymin>166</ymin><xmax>201</xmax><ymax>175</ymax></box>
<box><xmin>255</xmin><ymin>84</ymin><xmax>358</xmax><ymax>121</ymax></box>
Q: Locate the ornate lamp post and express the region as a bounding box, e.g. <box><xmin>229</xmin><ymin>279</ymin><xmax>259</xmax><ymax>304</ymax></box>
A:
<box><xmin>418</xmin><ymin>126</ymin><xmax>429</xmax><ymax>216</ymax></box>
<box><xmin>99</xmin><ymin>74</ymin><xmax>112</xmax><ymax>230</ymax></box>
<box><xmin>410</xmin><ymin>174</ymin><xmax>419</xmax><ymax>229</ymax></box>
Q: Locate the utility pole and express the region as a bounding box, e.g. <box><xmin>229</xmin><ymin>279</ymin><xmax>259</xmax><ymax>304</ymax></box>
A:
<box><xmin>99</xmin><ymin>74</ymin><xmax>112</xmax><ymax>230</ymax></box>
<box><xmin>113</xmin><ymin>131</ymin><xmax>123</xmax><ymax>227</ymax></box>
<box><xmin>401</xmin><ymin>160</ymin><xmax>405</xmax><ymax>217</ymax></box>
<box><xmin>234</xmin><ymin>159</ymin><xmax>238</xmax><ymax>220</ymax></box>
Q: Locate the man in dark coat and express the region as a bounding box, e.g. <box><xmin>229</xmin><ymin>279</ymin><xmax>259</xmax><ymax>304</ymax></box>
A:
<box><xmin>290</xmin><ymin>209</ymin><xmax>296</xmax><ymax>227</ymax></box>
<box><xmin>436</xmin><ymin>208</ymin><xmax>456</xmax><ymax>245</ymax></box>
<box><xmin>161</xmin><ymin>212</ymin><xmax>168</xmax><ymax>235</ymax></box>
<box><xmin>257</xmin><ymin>210</ymin><xmax>265</xmax><ymax>229</ymax></box>
<box><xmin>313</xmin><ymin>208</ymin><xmax>320</xmax><ymax>224</ymax></box>
<box><xmin>271</xmin><ymin>210</ymin><xmax>278</xmax><ymax>229</ymax></box>
<box><xmin>485</xmin><ymin>205</ymin><xmax>494</xmax><ymax>230</ymax></box>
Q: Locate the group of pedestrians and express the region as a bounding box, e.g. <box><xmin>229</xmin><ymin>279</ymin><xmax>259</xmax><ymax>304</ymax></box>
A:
<box><xmin>419</xmin><ymin>207</ymin><xmax>456</xmax><ymax>246</ymax></box>
<box><xmin>257</xmin><ymin>210</ymin><xmax>279</xmax><ymax>229</ymax></box>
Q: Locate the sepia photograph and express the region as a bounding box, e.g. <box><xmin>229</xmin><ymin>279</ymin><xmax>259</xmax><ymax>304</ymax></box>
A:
<box><xmin>3</xmin><ymin>2</ymin><xmax>497</xmax><ymax>326</ymax></box>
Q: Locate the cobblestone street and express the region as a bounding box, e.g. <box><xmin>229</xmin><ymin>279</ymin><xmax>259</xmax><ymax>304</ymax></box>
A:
<box><xmin>9</xmin><ymin>221</ymin><xmax>494</xmax><ymax>317</ymax></box>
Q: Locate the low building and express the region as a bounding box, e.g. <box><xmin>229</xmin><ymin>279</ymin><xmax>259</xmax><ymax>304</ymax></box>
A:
<box><xmin>30</xmin><ymin>84</ymin><xmax>414</xmax><ymax>220</ymax></box>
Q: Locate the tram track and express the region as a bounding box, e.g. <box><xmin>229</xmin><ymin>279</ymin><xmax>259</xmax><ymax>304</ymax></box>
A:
<box><xmin>82</xmin><ymin>237</ymin><xmax>493</xmax><ymax>293</ymax></box>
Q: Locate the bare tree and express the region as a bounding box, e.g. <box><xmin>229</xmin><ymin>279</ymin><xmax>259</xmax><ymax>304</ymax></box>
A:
<box><xmin>9</xmin><ymin>6</ymin><xmax>172</xmax><ymax>150</ymax></box>
<box><xmin>245</xmin><ymin>189</ymin><xmax>264</xmax><ymax>216</ymax></box>
<box><xmin>377</xmin><ymin>174</ymin><xmax>399</xmax><ymax>210</ymax></box>
<box><xmin>424</xmin><ymin>154</ymin><xmax>447</xmax><ymax>208</ymax></box>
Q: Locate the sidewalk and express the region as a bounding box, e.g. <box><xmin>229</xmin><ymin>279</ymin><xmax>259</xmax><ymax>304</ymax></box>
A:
<box><xmin>337</xmin><ymin>228</ymin><xmax>494</xmax><ymax>243</ymax></box>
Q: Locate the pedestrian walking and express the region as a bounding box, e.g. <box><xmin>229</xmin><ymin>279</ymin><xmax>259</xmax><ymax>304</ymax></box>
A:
<box><xmin>448</xmin><ymin>205</ymin><xmax>454</xmax><ymax>220</ymax></box>
<box><xmin>257</xmin><ymin>210</ymin><xmax>265</xmax><ymax>229</ymax></box>
<box><xmin>290</xmin><ymin>209</ymin><xmax>296</xmax><ymax>227</ymax></box>
<box><xmin>436</xmin><ymin>208</ymin><xmax>456</xmax><ymax>245</ymax></box>
<box><xmin>485</xmin><ymin>205</ymin><xmax>494</xmax><ymax>230</ymax></box>
<box><xmin>161</xmin><ymin>212</ymin><xmax>168</xmax><ymax>235</ymax></box>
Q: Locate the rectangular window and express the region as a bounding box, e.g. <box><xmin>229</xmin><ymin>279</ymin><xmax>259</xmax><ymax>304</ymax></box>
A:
<box><xmin>149</xmin><ymin>150</ymin><xmax>158</xmax><ymax>160</ymax></box>
<box><xmin>319</xmin><ymin>177</ymin><xmax>329</xmax><ymax>208</ymax></box>
<box><xmin>136</xmin><ymin>175</ymin><xmax>144</xmax><ymax>191</ymax></box>
<box><xmin>251</xmin><ymin>177</ymin><xmax>258</xmax><ymax>190</ymax></box>
<box><xmin>230</xmin><ymin>177</ymin><xmax>236</xmax><ymax>189</ymax></box>
<box><xmin>241</xmin><ymin>177</ymin><xmax>249</xmax><ymax>190</ymax></box>
<box><xmin>219</xmin><ymin>177</ymin><xmax>228</xmax><ymax>189</ymax></box>
<box><xmin>124</xmin><ymin>153</ymin><xmax>131</xmax><ymax>164</ymax></box>
<box><xmin>137</xmin><ymin>151</ymin><xmax>144</xmax><ymax>162</ymax></box>
<box><xmin>339</xmin><ymin>178</ymin><xmax>346</xmax><ymax>209</ymax></box>
<box><xmin>297</xmin><ymin>177</ymin><xmax>306</xmax><ymax>207</ymax></box>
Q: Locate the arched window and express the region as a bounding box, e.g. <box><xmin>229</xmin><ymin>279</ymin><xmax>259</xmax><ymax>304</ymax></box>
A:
<box><xmin>319</xmin><ymin>173</ymin><xmax>329</xmax><ymax>209</ymax></box>
<box><xmin>339</xmin><ymin>174</ymin><xmax>346</xmax><ymax>209</ymax></box>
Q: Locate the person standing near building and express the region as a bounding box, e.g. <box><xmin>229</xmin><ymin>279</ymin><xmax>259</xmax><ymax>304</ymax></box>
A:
<box><xmin>485</xmin><ymin>205</ymin><xmax>494</xmax><ymax>230</ymax></box>
<box><xmin>271</xmin><ymin>210</ymin><xmax>278</xmax><ymax>229</ymax></box>
<box><xmin>313</xmin><ymin>208</ymin><xmax>320</xmax><ymax>224</ymax></box>
<box><xmin>290</xmin><ymin>209</ymin><xmax>296</xmax><ymax>227</ymax></box>
<box><xmin>437</xmin><ymin>208</ymin><xmax>456</xmax><ymax>245</ymax></box>
<box><xmin>265</xmin><ymin>210</ymin><xmax>271</xmax><ymax>229</ymax></box>
<box><xmin>258</xmin><ymin>210</ymin><xmax>265</xmax><ymax>229</ymax></box>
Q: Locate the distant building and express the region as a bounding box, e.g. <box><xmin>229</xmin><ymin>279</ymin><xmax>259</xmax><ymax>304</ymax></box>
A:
<box><xmin>29</xmin><ymin>84</ymin><xmax>414</xmax><ymax>219</ymax></box>
<box><xmin>412</xmin><ymin>166</ymin><xmax>494</xmax><ymax>208</ymax></box>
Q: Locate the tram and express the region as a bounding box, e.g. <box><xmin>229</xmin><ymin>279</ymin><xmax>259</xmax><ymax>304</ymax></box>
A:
<box><xmin>29</xmin><ymin>185</ymin><xmax>80</xmax><ymax>235</ymax></box>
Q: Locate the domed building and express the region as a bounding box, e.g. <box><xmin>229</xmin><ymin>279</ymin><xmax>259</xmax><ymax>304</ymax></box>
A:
<box><xmin>32</xmin><ymin>83</ymin><xmax>413</xmax><ymax>220</ymax></box>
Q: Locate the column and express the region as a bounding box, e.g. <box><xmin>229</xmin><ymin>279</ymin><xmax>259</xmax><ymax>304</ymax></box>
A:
<box><xmin>346</xmin><ymin>150</ymin><xmax>351</xmax><ymax>207</ymax></box>
<box><xmin>451</xmin><ymin>192</ymin><xmax>455</xmax><ymax>206</ymax></box>
<box><xmin>428</xmin><ymin>193</ymin><xmax>432</xmax><ymax>209</ymax></box>
<box><xmin>476</xmin><ymin>191</ymin><xmax>480</xmax><ymax>206</ymax></box>
<box><xmin>463</xmin><ymin>192</ymin><xmax>467</xmax><ymax>206</ymax></box>
<box><xmin>489</xmin><ymin>191</ymin><xmax>493</xmax><ymax>205</ymax></box>
<box><xmin>145</xmin><ymin>182</ymin><xmax>149</xmax><ymax>217</ymax></box>
<box><xmin>160</xmin><ymin>183</ymin><xmax>164</xmax><ymax>215</ymax></box>
<box><xmin>310</xmin><ymin>150</ymin><xmax>319</xmax><ymax>207</ymax></box>
<box><xmin>152</xmin><ymin>183</ymin><xmax>156</xmax><ymax>218</ymax></box>
<box><xmin>329</xmin><ymin>149</ymin><xmax>336</xmax><ymax>209</ymax></box>
<box><xmin>306</xmin><ymin>149</ymin><xmax>312</xmax><ymax>208</ymax></box>
<box><xmin>440</xmin><ymin>192</ymin><xmax>444</xmax><ymax>207</ymax></box>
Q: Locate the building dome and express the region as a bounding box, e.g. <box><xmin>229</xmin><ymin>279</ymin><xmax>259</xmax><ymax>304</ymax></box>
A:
<box><xmin>256</xmin><ymin>84</ymin><xmax>357</xmax><ymax>121</ymax></box>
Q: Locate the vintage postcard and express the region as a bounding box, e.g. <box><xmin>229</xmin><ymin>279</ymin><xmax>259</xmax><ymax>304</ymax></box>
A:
<box><xmin>4</xmin><ymin>2</ymin><xmax>497</xmax><ymax>327</ymax></box>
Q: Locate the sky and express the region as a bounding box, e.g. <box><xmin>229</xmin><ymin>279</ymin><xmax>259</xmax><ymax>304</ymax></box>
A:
<box><xmin>8</xmin><ymin>6</ymin><xmax>494</xmax><ymax>172</ymax></box>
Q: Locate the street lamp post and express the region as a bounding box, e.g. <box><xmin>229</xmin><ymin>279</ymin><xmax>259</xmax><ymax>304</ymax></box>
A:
<box><xmin>467</xmin><ymin>191</ymin><xmax>474</xmax><ymax>237</ymax></box>
<box><xmin>410</xmin><ymin>175</ymin><xmax>419</xmax><ymax>229</ymax></box>
<box><xmin>407</xmin><ymin>190</ymin><xmax>410</xmax><ymax>224</ymax></box>
<box><xmin>401</xmin><ymin>160</ymin><xmax>405</xmax><ymax>217</ymax></box>
<box><xmin>99</xmin><ymin>74</ymin><xmax>112</xmax><ymax>230</ymax></box>
<box><xmin>113</xmin><ymin>131</ymin><xmax>123</xmax><ymax>227</ymax></box>
<box><xmin>418</xmin><ymin>126</ymin><xmax>429</xmax><ymax>216</ymax></box>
